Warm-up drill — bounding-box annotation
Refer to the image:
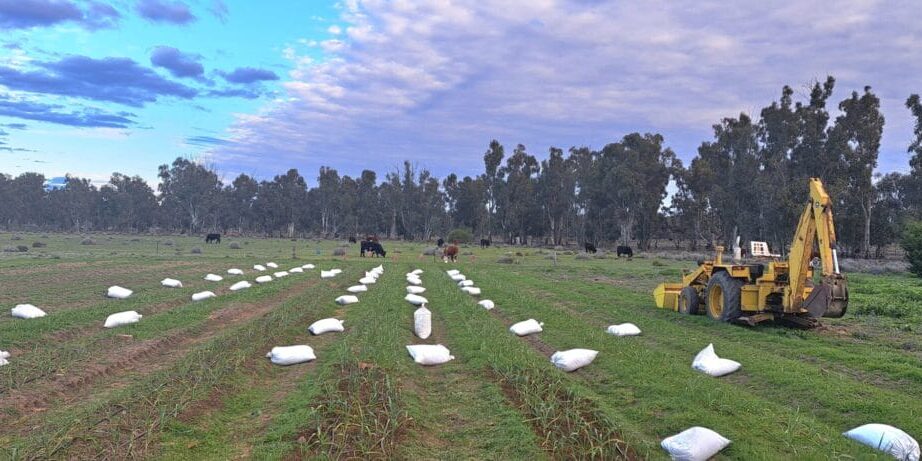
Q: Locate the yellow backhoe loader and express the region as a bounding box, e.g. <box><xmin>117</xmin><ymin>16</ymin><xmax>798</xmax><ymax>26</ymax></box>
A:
<box><xmin>653</xmin><ymin>178</ymin><xmax>848</xmax><ymax>327</ymax></box>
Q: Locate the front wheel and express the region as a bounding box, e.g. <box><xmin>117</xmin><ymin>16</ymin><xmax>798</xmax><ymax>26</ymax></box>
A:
<box><xmin>678</xmin><ymin>286</ymin><xmax>700</xmax><ymax>315</ymax></box>
<box><xmin>706</xmin><ymin>271</ymin><xmax>744</xmax><ymax>322</ymax></box>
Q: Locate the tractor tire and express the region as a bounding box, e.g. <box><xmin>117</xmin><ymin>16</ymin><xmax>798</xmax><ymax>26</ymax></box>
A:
<box><xmin>678</xmin><ymin>286</ymin><xmax>700</xmax><ymax>315</ymax></box>
<box><xmin>706</xmin><ymin>271</ymin><xmax>744</xmax><ymax>322</ymax></box>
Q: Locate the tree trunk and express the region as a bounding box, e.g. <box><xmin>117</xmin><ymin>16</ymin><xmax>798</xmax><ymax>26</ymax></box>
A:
<box><xmin>862</xmin><ymin>196</ymin><xmax>872</xmax><ymax>258</ymax></box>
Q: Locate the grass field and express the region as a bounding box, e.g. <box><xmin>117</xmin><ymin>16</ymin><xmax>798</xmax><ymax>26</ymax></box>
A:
<box><xmin>1</xmin><ymin>233</ymin><xmax>920</xmax><ymax>459</ymax></box>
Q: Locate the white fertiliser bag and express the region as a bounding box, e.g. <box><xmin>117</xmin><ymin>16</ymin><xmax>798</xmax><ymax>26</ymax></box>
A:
<box><xmin>107</xmin><ymin>286</ymin><xmax>133</xmax><ymax>299</ymax></box>
<box><xmin>551</xmin><ymin>349</ymin><xmax>598</xmax><ymax>372</ymax></box>
<box><xmin>661</xmin><ymin>426</ymin><xmax>731</xmax><ymax>461</ymax></box>
<box><xmin>335</xmin><ymin>295</ymin><xmax>359</xmax><ymax>305</ymax></box>
<box><xmin>406</xmin><ymin>344</ymin><xmax>454</xmax><ymax>365</ymax></box>
<box><xmin>330</xmin><ymin>269</ymin><xmax>343</xmax><ymax>274</ymax></box>
<box><xmin>309</xmin><ymin>318</ymin><xmax>345</xmax><ymax>335</ymax></box>
<box><xmin>253</xmin><ymin>264</ymin><xmax>266</xmax><ymax>271</ymax></box>
<box><xmin>458</xmin><ymin>279</ymin><xmax>474</xmax><ymax>287</ymax></box>
<box><xmin>255</xmin><ymin>275</ymin><xmax>273</xmax><ymax>284</ymax></box>
<box><xmin>510</xmin><ymin>319</ymin><xmax>543</xmax><ymax>336</ymax></box>
<box><xmin>289</xmin><ymin>267</ymin><xmax>304</xmax><ymax>273</ymax></box>
<box><xmin>266</xmin><ymin>262</ymin><xmax>278</xmax><ymax>268</ymax></box>
<box><xmin>366</xmin><ymin>271</ymin><xmax>379</xmax><ymax>279</ymax></box>
<box><xmin>461</xmin><ymin>286</ymin><xmax>481</xmax><ymax>296</ymax></box>
<box><xmin>450</xmin><ymin>274</ymin><xmax>466</xmax><ymax>282</ymax></box>
<box><xmin>320</xmin><ymin>270</ymin><xmax>335</xmax><ymax>278</ymax></box>
<box><xmin>227</xmin><ymin>268</ymin><xmax>244</xmax><ymax>275</ymax></box>
<box><xmin>844</xmin><ymin>424</ymin><xmax>920</xmax><ymax>461</ymax></box>
<box><xmin>266</xmin><ymin>345</ymin><xmax>316</xmax><ymax>366</ymax></box>
<box><xmin>347</xmin><ymin>285</ymin><xmax>368</xmax><ymax>293</ymax></box>
<box><xmin>405</xmin><ymin>294</ymin><xmax>428</xmax><ymax>306</ymax></box>
<box><xmin>12</xmin><ymin>304</ymin><xmax>47</xmax><ymax>319</ymax></box>
<box><xmin>273</xmin><ymin>271</ymin><xmax>289</xmax><ymax>278</ymax></box>
<box><xmin>692</xmin><ymin>344</ymin><xmax>741</xmax><ymax>377</ymax></box>
<box><xmin>406</xmin><ymin>277</ymin><xmax>422</xmax><ymax>286</ymax></box>
<box><xmin>373</xmin><ymin>265</ymin><xmax>383</xmax><ymax>272</ymax></box>
<box><xmin>104</xmin><ymin>310</ymin><xmax>142</xmax><ymax>328</ymax></box>
<box><xmin>477</xmin><ymin>299</ymin><xmax>495</xmax><ymax>310</ymax></box>
<box><xmin>414</xmin><ymin>306</ymin><xmax>432</xmax><ymax>339</ymax></box>
<box><xmin>411</xmin><ymin>269</ymin><xmax>423</xmax><ymax>275</ymax></box>
<box><xmin>0</xmin><ymin>350</ymin><xmax>9</xmax><ymax>366</ymax></box>
<box><xmin>359</xmin><ymin>276</ymin><xmax>376</xmax><ymax>285</ymax></box>
<box><xmin>161</xmin><ymin>278</ymin><xmax>183</xmax><ymax>288</ymax></box>
<box><xmin>229</xmin><ymin>281</ymin><xmax>251</xmax><ymax>291</ymax></box>
<box><xmin>406</xmin><ymin>286</ymin><xmax>426</xmax><ymax>294</ymax></box>
<box><xmin>302</xmin><ymin>263</ymin><xmax>315</xmax><ymax>269</ymax></box>
<box><xmin>446</xmin><ymin>269</ymin><xmax>460</xmax><ymax>276</ymax></box>
<box><xmin>606</xmin><ymin>323</ymin><xmax>642</xmax><ymax>337</ymax></box>
<box><xmin>192</xmin><ymin>291</ymin><xmax>216</xmax><ymax>301</ymax></box>
<box><xmin>204</xmin><ymin>273</ymin><xmax>223</xmax><ymax>282</ymax></box>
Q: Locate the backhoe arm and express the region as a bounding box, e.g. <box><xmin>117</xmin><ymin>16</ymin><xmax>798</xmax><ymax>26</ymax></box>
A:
<box><xmin>787</xmin><ymin>178</ymin><xmax>848</xmax><ymax>317</ymax></box>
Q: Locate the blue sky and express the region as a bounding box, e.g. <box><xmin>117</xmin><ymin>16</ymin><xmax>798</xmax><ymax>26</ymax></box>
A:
<box><xmin>1</xmin><ymin>0</ymin><xmax>921</xmax><ymax>187</ymax></box>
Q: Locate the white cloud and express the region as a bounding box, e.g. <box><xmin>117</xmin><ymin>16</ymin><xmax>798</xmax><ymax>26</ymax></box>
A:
<box><xmin>211</xmin><ymin>0</ymin><xmax>922</xmax><ymax>179</ymax></box>
<box><xmin>327</xmin><ymin>24</ymin><xmax>342</xmax><ymax>34</ymax></box>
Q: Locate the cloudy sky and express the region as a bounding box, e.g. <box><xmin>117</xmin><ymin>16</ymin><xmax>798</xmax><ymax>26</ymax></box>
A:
<box><xmin>0</xmin><ymin>0</ymin><xmax>920</xmax><ymax>186</ymax></box>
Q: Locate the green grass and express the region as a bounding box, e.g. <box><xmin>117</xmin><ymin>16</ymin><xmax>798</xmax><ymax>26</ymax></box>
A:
<box><xmin>1</xmin><ymin>234</ymin><xmax>920</xmax><ymax>459</ymax></box>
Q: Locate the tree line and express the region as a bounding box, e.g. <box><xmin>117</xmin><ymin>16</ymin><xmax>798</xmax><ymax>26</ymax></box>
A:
<box><xmin>2</xmin><ymin>76</ymin><xmax>921</xmax><ymax>257</ymax></box>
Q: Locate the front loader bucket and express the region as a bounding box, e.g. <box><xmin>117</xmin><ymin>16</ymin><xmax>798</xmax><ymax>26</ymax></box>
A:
<box><xmin>804</xmin><ymin>274</ymin><xmax>848</xmax><ymax>318</ymax></box>
<box><xmin>654</xmin><ymin>282</ymin><xmax>684</xmax><ymax>311</ymax></box>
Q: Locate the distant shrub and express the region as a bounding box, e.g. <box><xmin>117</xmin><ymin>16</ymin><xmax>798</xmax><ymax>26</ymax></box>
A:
<box><xmin>40</xmin><ymin>234</ymin><xmax>49</xmax><ymax>239</ymax></box>
<box><xmin>515</xmin><ymin>252</ymin><xmax>524</xmax><ymax>257</ymax></box>
<box><xmin>32</xmin><ymin>241</ymin><xmax>46</xmax><ymax>248</ymax></box>
<box><xmin>3</xmin><ymin>245</ymin><xmax>18</xmax><ymax>252</ymax></box>
<box><xmin>575</xmin><ymin>254</ymin><xmax>590</xmax><ymax>260</ymax></box>
<box><xmin>902</xmin><ymin>221</ymin><xmax>922</xmax><ymax>278</ymax></box>
<box><xmin>651</xmin><ymin>260</ymin><xmax>666</xmax><ymax>267</ymax></box>
<box><xmin>554</xmin><ymin>245</ymin><xmax>564</xmax><ymax>251</ymax></box>
<box><xmin>332</xmin><ymin>247</ymin><xmax>346</xmax><ymax>256</ymax></box>
<box><xmin>16</xmin><ymin>245</ymin><xmax>28</xmax><ymax>252</ymax></box>
<box><xmin>497</xmin><ymin>256</ymin><xmax>514</xmax><ymax>264</ymax></box>
<box><xmin>228</xmin><ymin>241</ymin><xmax>241</xmax><ymax>249</ymax></box>
<box><xmin>130</xmin><ymin>238</ymin><xmax>141</xmax><ymax>242</ymax></box>
<box><xmin>422</xmin><ymin>247</ymin><xmax>438</xmax><ymax>256</ymax></box>
<box><xmin>162</xmin><ymin>240</ymin><xmax>174</xmax><ymax>246</ymax></box>
<box><xmin>10</xmin><ymin>235</ymin><xmax>22</xmax><ymax>241</ymax></box>
<box><xmin>80</xmin><ymin>238</ymin><xmax>96</xmax><ymax>245</ymax></box>
<box><xmin>446</xmin><ymin>228</ymin><xmax>473</xmax><ymax>244</ymax></box>
<box><xmin>190</xmin><ymin>247</ymin><xmax>202</xmax><ymax>254</ymax></box>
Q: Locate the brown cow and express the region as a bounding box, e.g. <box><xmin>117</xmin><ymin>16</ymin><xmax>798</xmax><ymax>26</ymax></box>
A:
<box><xmin>443</xmin><ymin>244</ymin><xmax>459</xmax><ymax>262</ymax></box>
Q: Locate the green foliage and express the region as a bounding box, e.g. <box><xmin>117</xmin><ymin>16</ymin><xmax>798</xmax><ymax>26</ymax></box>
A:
<box><xmin>446</xmin><ymin>227</ymin><xmax>473</xmax><ymax>244</ymax></box>
<box><xmin>901</xmin><ymin>221</ymin><xmax>922</xmax><ymax>277</ymax></box>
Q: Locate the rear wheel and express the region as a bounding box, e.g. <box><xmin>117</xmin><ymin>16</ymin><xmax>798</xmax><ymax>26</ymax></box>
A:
<box><xmin>678</xmin><ymin>286</ymin><xmax>700</xmax><ymax>315</ymax></box>
<box><xmin>706</xmin><ymin>271</ymin><xmax>744</xmax><ymax>322</ymax></box>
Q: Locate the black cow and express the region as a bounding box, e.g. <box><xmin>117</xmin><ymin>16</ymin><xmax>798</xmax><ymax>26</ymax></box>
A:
<box><xmin>361</xmin><ymin>240</ymin><xmax>386</xmax><ymax>257</ymax></box>
<box><xmin>480</xmin><ymin>238</ymin><xmax>491</xmax><ymax>248</ymax></box>
<box><xmin>617</xmin><ymin>245</ymin><xmax>633</xmax><ymax>258</ymax></box>
<box><xmin>437</xmin><ymin>238</ymin><xmax>445</xmax><ymax>247</ymax></box>
<box><xmin>205</xmin><ymin>233</ymin><xmax>221</xmax><ymax>244</ymax></box>
<box><xmin>584</xmin><ymin>242</ymin><xmax>597</xmax><ymax>253</ymax></box>
<box><xmin>348</xmin><ymin>236</ymin><xmax>357</xmax><ymax>244</ymax></box>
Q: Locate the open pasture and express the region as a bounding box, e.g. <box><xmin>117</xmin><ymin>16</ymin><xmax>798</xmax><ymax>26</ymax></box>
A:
<box><xmin>1</xmin><ymin>233</ymin><xmax>920</xmax><ymax>459</ymax></box>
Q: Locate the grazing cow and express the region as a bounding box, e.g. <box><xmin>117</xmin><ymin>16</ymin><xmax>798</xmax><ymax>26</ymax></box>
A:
<box><xmin>616</xmin><ymin>245</ymin><xmax>633</xmax><ymax>258</ymax></box>
<box><xmin>443</xmin><ymin>244</ymin><xmax>459</xmax><ymax>262</ymax></box>
<box><xmin>348</xmin><ymin>236</ymin><xmax>357</xmax><ymax>244</ymax></box>
<box><xmin>361</xmin><ymin>240</ymin><xmax>386</xmax><ymax>257</ymax></box>
<box><xmin>480</xmin><ymin>238</ymin><xmax>491</xmax><ymax>248</ymax></box>
<box><xmin>205</xmin><ymin>233</ymin><xmax>221</xmax><ymax>244</ymax></box>
<box><xmin>437</xmin><ymin>238</ymin><xmax>445</xmax><ymax>247</ymax></box>
<box><xmin>584</xmin><ymin>243</ymin><xmax>597</xmax><ymax>253</ymax></box>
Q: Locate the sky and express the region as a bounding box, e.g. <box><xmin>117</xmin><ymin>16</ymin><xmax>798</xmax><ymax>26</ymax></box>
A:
<box><xmin>0</xmin><ymin>0</ymin><xmax>921</xmax><ymax>187</ymax></box>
